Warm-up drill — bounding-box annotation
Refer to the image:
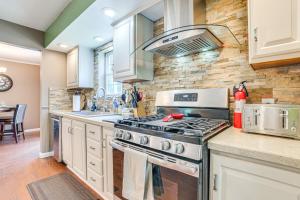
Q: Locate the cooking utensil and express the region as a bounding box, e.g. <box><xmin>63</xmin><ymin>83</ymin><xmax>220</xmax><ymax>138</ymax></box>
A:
<box><xmin>163</xmin><ymin>113</ymin><xmax>184</xmax><ymax>122</ymax></box>
<box><xmin>138</xmin><ymin>91</ymin><xmax>143</xmax><ymax>101</ymax></box>
<box><xmin>121</xmin><ymin>92</ymin><xmax>126</xmax><ymax>104</ymax></box>
<box><xmin>131</xmin><ymin>93</ymin><xmax>138</xmax><ymax>108</ymax></box>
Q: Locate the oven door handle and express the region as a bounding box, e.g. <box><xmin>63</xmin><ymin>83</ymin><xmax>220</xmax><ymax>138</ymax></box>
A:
<box><xmin>110</xmin><ymin>141</ymin><xmax>199</xmax><ymax>177</ymax></box>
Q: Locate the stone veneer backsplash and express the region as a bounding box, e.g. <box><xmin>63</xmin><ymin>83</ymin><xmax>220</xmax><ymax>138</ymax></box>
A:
<box><xmin>123</xmin><ymin>0</ymin><xmax>300</xmax><ymax>117</ymax></box>
<box><xmin>50</xmin><ymin>0</ymin><xmax>300</xmax><ymax>119</ymax></box>
<box><xmin>49</xmin><ymin>88</ymin><xmax>72</xmax><ymax>111</ymax></box>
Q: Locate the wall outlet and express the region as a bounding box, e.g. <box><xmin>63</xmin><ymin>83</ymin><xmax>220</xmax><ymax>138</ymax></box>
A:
<box><xmin>262</xmin><ymin>98</ymin><xmax>276</xmax><ymax>104</ymax></box>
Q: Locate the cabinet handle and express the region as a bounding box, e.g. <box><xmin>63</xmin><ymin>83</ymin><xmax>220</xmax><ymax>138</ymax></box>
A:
<box><xmin>89</xmin><ymin>146</ymin><xmax>96</xmax><ymax>150</ymax></box>
<box><xmin>89</xmin><ymin>131</ymin><xmax>96</xmax><ymax>134</ymax></box>
<box><xmin>90</xmin><ymin>177</ymin><xmax>96</xmax><ymax>182</ymax></box>
<box><xmin>254</xmin><ymin>27</ymin><xmax>258</xmax><ymax>42</ymax></box>
<box><xmin>89</xmin><ymin>161</ymin><xmax>96</xmax><ymax>166</ymax></box>
<box><xmin>254</xmin><ymin>109</ymin><xmax>260</xmax><ymax>126</ymax></box>
<box><xmin>68</xmin><ymin>127</ymin><xmax>73</xmax><ymax>134</ymax></box>
<box><xmin>213</xmin><ymin>174</ymin><xmax>218</xmax><ymax>191</ymax></box>
<box><xmin>102</xmin><ymin>140</ymin><xmax>106</xmax><ymax>148</ymax></box>
<box><xmin>280</xmin><ymin>109</ymin><xmax>289</xmax><ymax>129</ymax></box>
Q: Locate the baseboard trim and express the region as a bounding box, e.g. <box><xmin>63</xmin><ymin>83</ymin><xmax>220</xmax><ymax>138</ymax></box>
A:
<box><xmin>39</xmin><ymin>151</ymin><xmax>54</xmax><ymax>159</ymax></box>
<box><xmin>25</xmin><ymin>128</ymin><xmax>40</xmax><ymax>133</ymax></box>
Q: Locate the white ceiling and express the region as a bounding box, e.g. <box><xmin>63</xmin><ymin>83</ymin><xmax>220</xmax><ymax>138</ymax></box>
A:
<box><xmin>0</xmin><ymin>42</ymin><xmax>41</xmax><ymax>65</ymax></box>
<box><xmin>141</xmin><ymin>1</ymin><xmax>164</xmax><ymax>22</ymax></box>
<box><xmin>0</xmin><ymin>0</ymin><xmax>71</xmax><ymax>31</ymax></box>
<box><xmin>47</xmin><ymin>0</ymin><xmax>164</xmax><ymax>52</ymax></box>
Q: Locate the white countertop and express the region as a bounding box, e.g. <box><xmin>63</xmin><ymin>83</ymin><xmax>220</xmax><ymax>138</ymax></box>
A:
<box><xmin>209</xmin><ymin>127</ymin><xmax>300</xmax><ymax>170</ymax></box>
<box><xmin>49</xmin><ymin>110</ymin><xmax>123</xmax><ymax>128</ymax></box>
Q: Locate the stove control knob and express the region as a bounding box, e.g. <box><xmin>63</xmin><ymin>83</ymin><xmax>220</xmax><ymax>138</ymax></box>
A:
<box><xmin>161</xmin><ymin>141</ymin><xmax>171</xmax><ymax>151</ymax></box>
<box><xmin>140</xmin><ymin>136</ymin><xmax>149</xmax><ymax>145</ymax></box>
<box><xmin>175</xmin><ymin>143</ymin><xmax>185</xmax><ymax>154</ymax></box>
<box><xmin>123</xmin><ymin>132</ymin><xmax>132</xmax><ymax>140</ymax></box>
<box><xmin>115</xmin><ymin>130</ymin><xmax>123</xmax><ymax>138</ymax></box>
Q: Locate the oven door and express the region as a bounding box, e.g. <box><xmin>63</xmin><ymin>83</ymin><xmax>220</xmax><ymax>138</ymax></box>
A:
<box><xmin>111</xmin><ymin>140</ymin><xmax>200</xmax><ymax>200</ymax></box>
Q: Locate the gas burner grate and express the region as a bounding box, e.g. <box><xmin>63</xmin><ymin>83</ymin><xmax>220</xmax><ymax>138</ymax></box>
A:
<box><xmin>117</xmin><ymin>115</ymin><xmax>229</xmax><ymax>137</ymax></box>
<box><xmin>164</xmin><ymin>118</ymin><xmax>228</xmax><ymax>136</ymax></box>
<box><xmin>117</xmin><ymin>114</ymin><xmax>166</xmax><ymax>126</ymax></box>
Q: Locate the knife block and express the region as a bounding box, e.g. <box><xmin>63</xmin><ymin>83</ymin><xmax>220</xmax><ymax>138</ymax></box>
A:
<box><xmin>133</xmin><ymin>102</ymin><xmax>146</xmax><ymax>117</ymax></box>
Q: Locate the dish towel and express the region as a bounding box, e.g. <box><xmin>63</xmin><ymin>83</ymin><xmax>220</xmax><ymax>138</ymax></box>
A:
<box><xmin>144</xmin><ymin>163</ymin><xmax>154</xmax><ymax>200</ymax></box>
<box><xmin>122</xmin><ymin>148</ymin><xmax>154</xmax><ymax>200</ymax></box>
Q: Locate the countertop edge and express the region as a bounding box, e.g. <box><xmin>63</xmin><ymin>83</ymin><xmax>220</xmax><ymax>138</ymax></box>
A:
<box><xmin>49</xmin><ymin>110</ymin><xmax>120</xmax><ymax>128</ymax></box>
<box><xmin>208</xmin><ymin>127</ymin><xmax>300</xmax><ymax>170</ymax></box>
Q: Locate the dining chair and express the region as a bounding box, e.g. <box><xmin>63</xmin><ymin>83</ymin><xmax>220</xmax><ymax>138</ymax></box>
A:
<box><xmin>0</xmin><ymin>104</ymin><xmax>27</xmax><ymax>143</ymax></box>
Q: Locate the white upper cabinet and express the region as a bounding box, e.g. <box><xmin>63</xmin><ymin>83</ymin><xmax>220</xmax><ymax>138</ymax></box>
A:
<box><xmin>67</xmin><ymin>46</ymin><xmax>94</xmax><ymax>88</ymax></box>
<box><xmin>248</xmin><ymin>0</ymin><xmax>300</xmax><ymax>69</ymax></box>
<box><xmin>113</xmin><ymin>16</ymin><xmax>135</xmax><ymax>79</ymax></box>
<box><xmin>210</xmin><ymin>153</ymin><xmax>300</xmax><ymax>200</ymax></box>
<box><xmin>113</xmin><ymin>14</ymin><xmax>154</xmax><ymax>82</ymax></box>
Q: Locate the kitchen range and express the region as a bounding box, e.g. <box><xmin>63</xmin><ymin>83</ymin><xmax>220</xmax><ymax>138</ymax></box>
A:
<box><xmin>111</xmin><ymin>88</ymin><xmax>230</xmax><ymax>200</ymax></box>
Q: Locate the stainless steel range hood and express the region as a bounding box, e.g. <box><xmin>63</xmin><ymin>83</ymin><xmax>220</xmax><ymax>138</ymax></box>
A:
<box><xmin>135</xmin><ymin>0</ymin><xmax>240</xmax><ymax>58</ymax></box>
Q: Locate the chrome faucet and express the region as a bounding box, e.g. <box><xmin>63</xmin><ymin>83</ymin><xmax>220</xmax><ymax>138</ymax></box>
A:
<box><xmin>96</xmin><ymin>87</ymin><xmax>106</xmax><ymax>99</ymax></box>
<box><xmin>95</xmin><ymin>87</ymin><xmax>109</xmax><ymax>112</ymax></box>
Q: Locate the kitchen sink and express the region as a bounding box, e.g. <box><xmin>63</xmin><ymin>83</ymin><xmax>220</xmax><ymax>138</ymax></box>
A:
<box><xmin>68</xmin><ymin>110</ymin><xmax>113</xmax><ymax>117</ymax></box>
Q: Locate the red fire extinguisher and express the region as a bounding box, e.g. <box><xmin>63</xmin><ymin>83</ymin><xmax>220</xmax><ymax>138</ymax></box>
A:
<box><xmin>233</xmin><ymin>81</ymin><xmax>248</xmax><ymax>128</ymax></box>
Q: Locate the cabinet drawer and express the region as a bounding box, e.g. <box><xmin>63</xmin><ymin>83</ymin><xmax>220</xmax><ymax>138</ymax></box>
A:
<box><xmin>87</xmin><ymin>154</ymin><xmax>103</xmax><ymax>175</ymax></box>
<box><xmin>87</xmin><ymin>138</ymin><xmax>102</xmax><ymax>158</ymax></box>
<box><xmin>86</xmin><ymin>124</ymin><xmax>101</xmax><ymax>141</ymax></box>
<box><xmin>87</xmin><ymin>169</ymin><xmax>104</xmax><ymax>193</ymax></box>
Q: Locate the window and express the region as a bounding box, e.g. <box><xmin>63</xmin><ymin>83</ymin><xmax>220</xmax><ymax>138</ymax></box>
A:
<box><xmin>101</xmin><ymin>50</ymin><xmax>122</xmax><ymax>96</ymax></box>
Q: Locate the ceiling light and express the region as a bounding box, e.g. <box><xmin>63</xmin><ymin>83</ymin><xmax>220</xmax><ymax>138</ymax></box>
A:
<box><xmin>58</xmin><ymin>43</ymin><xmax>68</xmax><ymax>48</ymax></box>
<box><xmin>0</xmin><ymin>67</ymin><xmax>7</xmax><ymax>73</ymax></box>
<box><xmin>94</xmin><ymin>36</ymin><xmax>104</xmax><ymax>42</ymax></box>
<box><xmin>102</xmin><ymin>7</ymin><xmax>116</xmax><ymax>17</ymax></box>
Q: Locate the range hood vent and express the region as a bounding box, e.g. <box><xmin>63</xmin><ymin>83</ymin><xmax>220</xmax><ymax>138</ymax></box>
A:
<box><xmin>133</xmin><ymin>0</ymin><xmax>240</xmax><ymax>58</ymax></box>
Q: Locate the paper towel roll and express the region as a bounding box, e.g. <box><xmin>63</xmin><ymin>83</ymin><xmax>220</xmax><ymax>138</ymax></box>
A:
<box><xmin>73</xmin><ymin>94</ymin><xmax>81</xmax><ymax>112</ymax></box>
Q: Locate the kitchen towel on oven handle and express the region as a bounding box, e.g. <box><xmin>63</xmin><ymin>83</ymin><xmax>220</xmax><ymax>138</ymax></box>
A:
<box><xmin>122</xmin><ymin>147</ymin><xmax>155</xmax><ymax>200</ymax></box>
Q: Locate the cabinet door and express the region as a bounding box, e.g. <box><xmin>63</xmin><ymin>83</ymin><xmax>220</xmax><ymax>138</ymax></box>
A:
<box><xmin>72</xmin><ymin>120</ymin><xmax>86</xmax><ymax>179</ymax></box>
<box><xmin>210</xmin><ymin>153</ymin><xmax>300</xmax><ymax>200</ymax></box>
<box><xmin>67</xmin><ymin>48</ymin><xmax>79</xmax><ymax>87</ymax></box>
<box><xmin>113</xmin><ymin>16</ymin><xmax>136</xmax><ymax>79</ymax></box>
<box><xmin>102</xmin><ymin>127</ymin><xmax>114</xmax><ymax>199</ymax></box>
<box><xmin>249</xmin><ymin>0</ymin><xmax>300</xmax><ymax>64</ymax></box>
<box><xmin>62</xmin><ymin>118</ymin><xmax>72</xmax><ymax>166</ymax></box>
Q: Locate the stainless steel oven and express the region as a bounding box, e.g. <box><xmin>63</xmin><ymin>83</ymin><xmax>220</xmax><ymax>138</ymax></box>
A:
<box><xmin>111</xmin><ymin>140</ymin><xmax>200</xmax><ymax>200</ymax></box>
<box><xmin>111</xmin><ymin>88</ymin><xmax>230</xmax><ymax>200</ymax></box>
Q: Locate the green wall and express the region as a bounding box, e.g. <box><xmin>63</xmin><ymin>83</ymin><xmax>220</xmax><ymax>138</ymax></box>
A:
<box><xmin>44</xmin><ymin>0</ymin><xmax>96</xmax><ymax>47</ymax></box>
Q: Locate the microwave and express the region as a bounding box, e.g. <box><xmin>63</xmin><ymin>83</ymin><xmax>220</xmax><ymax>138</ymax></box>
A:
<box><xmin>243</xmin><ymin>104</ymin><xmax>300</xmax><ymax>139</ymax></box>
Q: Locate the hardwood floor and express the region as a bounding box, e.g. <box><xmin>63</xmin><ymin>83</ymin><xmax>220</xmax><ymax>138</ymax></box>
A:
<box><xmin>0</xmin><ymin>133</ymin><xmax>103</xmax><ymax>200</ymax></box>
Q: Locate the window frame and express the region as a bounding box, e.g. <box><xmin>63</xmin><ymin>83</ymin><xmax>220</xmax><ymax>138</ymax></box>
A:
<box><xmin>97</xmin><ymin>44</ymin><xmax>122</xmax><ymax>97</ymax></box>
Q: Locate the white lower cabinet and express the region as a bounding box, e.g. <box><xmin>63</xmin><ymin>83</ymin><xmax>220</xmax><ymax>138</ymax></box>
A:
<box><xmin>62</xmin><ymin>118</ymin><xmax>86</xmax><ymax>179</ymax></box>
<box><xmin>102</xmin><ymin>127</ymin><xmax>114</xmax><ymax>200</ymax></box>
<box><xmin>87</xmin><ymin>169</ymin><xmax>104</xmax><ymax>192</ymax></box>
<box><xmin>62</xmin><ymin>118</ymin><xmax>72</xmax><ymax>166</ymax></box>
<box><xmin>72</xmin><ymin>121</ymin><xmax>86</xmax><ymax>179</ymax></box>
<box><xmin>86</xmin><ymin>124</ymin><xmax>104</xmax><ymax>194</ymax></box>
<box><xmin>210</xmin><ymin>153</ymin><xmax>300</xmax><ymax>200</ymax></box>
<box><xmin>62</xmin><ymin>117</ymin><xmax>115</xmax><ymax>199</ymax></box>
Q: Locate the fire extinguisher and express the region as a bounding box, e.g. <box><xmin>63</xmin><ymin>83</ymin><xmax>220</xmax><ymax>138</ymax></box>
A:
<box><xmin>233</xmin><ymin>81</ymin><xmax>248</xmax><ymax>128</ymax></box>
